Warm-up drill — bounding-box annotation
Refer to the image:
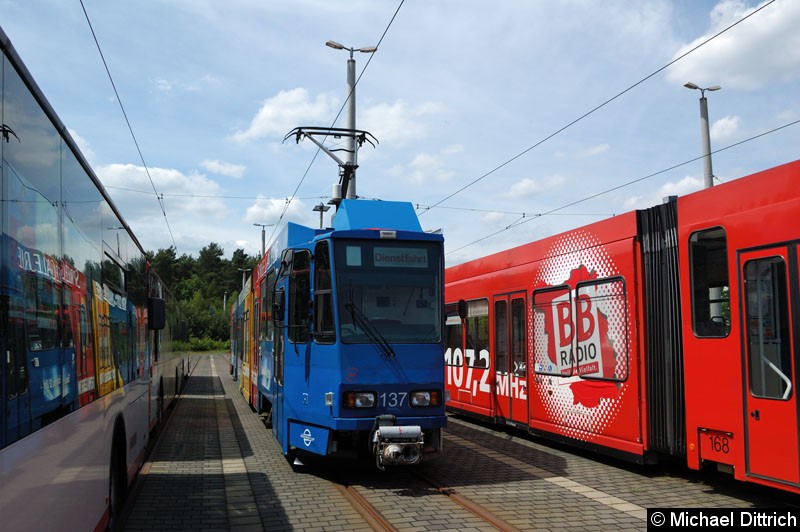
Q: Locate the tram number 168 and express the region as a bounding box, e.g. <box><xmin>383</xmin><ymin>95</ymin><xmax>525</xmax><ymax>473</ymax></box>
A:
<box><xmin>700</xmin><ymin>429</ymin><xmax>733</xmax><ymax>461</ymax></box>
<box><xmin>708</xmin><ymin>435</ymin><xmax>730</xmax><ymax>454</ymax></box>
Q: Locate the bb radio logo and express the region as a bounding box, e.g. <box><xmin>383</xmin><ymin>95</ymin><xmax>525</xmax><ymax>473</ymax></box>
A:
<box><xmin>531</xmin><ymin>230</ymin><xmax>629</xmax><ymax>441</ymax></box>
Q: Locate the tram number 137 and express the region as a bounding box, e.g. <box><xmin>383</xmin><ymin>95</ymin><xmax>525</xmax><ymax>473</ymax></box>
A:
<box><xmin>379</xmin><ymin>392</ymin><xmax>408</xmax><ymax>408</ymax></box>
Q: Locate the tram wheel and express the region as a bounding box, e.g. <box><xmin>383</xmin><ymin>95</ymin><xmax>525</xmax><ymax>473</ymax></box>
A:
<box><xmin>107</xmin><ymin>438</ymin><xmax>126</xmax><ymax>531</ymax></box>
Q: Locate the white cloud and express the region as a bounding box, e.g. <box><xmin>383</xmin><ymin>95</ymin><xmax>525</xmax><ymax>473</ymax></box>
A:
<box><xmin>231</xmin><ymin>88</ymin><xmax>338</xmax><ymax>142</ymax></box>
<box><xmin>666</xmin><ymin>0</ymin><xmax>800</xmax><ymax>90</ymax></box>
<box><xmin>777</xmin><ymin>109</ymin><xmax>799</xmax><ymax>122</ymax></box>
<box><xmin>96</xmin><ymin>163</ymin><xmax>240</xmax><ymax>253</ymax></box>
<box><xmin>152</xmin><ymin>74</ymin><xmax>220</xmax><ymax>93</ymax></box>
<box><xmin>360</xmin><ymin>99</ymin><xmax>446</xmax><ymax>146</ymax></box>
<box><xmin>502</xmin><ymin>174</ymin><xmax>566</xmax><ymax>199</ymax></box>
<box><xmin>397</xmin><ymin>145</ymin><xmax>462</xmax><ymax>185</ymax></box>
<box><xmin>155</xmin><ymin>78</ymin><xmax>173</xmax><ymax>92</ymax></box>
<box><xmin>623</xmin><ymin>175</ymin><xmax>704</xmax><ymax>209</ymax></box>
<box><xmin>67</xmin><ymin>128</ymin><xmax>95</xmax><ymax>164</ymax></box>
<box><xmin>480</xmin><ymin>211</ymin><xmax>508</xmax><ymax>224</ymax></box>
<box><xmin>506</xmin><ymin>178</ymin><xmax>541</xmax><ymax>197</ymax></box>
<box><xmin>442</xmin><ymin>144</ymin><xmax>465</xmax><ymax>156</ymax></box>
<box><xmin>244</xmin><ymin>196</ymin><xmax>309</xmax><ymax>227</ymax></box>
<box><xmin>201</xmin><ymin>159</ymin><xmax>246</xmax><ymax>178</ymax></box>
<box><xmin>579</xmin><ymin>144</ymin><xmax>610</xmax><ymax>158</ymax></box>
<box><xmin>710</xmin><ymin>115</ymin><xmax>742</xmax><ymax>141</ymax></box>
<box><xmin>98</xmin><ymin>163</ymin><xmax>227</xmax><ymax>222</ymax></box>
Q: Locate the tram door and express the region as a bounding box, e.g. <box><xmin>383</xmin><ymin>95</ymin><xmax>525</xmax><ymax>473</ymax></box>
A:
<box><xmin>3</xmin><ymin>312</ymin><xmax>31</xmax><ymax>445</ymax></box>
<box><xmin>740</xmin><ymin>245</ymin><xmax>799</xmax><ymax>485</ymax></box>
<box><xmin>492</xmin><ymin>292</ymin><xmax>528</xmax><ymax>425</ymax></box>
<box><xmin>271</xmin><ymin>283</ymin><xmax>286</xmax><ymax>445</ymax></box>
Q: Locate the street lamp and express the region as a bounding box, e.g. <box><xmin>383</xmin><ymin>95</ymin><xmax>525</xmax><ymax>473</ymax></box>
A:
<box><xmin>252</xmin><ymin>223</ymin><xmax>273</xmax><ymax>256</ymax></box>
<box><xmin>685</xmin><ymin>82</ymin><xmax>723</xmax><ymax>323</ymax></box>
<box><xmin>107</xmin><ymin>226</ymin><xmax>124</xmax><ymax>256</ymax></box>
<box><xmin>237</xmin><ymin>268</ymin><xmax>252</xmax><ymax>291</ymax></box>
<box><xmin>312</xmin><ymin>203</ymin><xmax>330</xmax><ymax>229</ymax></box>
<box><xmin>684</xmin><ymin>82</ymin><xmax>721</xmax><ymax>189</ymax></box>
<box><xmin>325</xmin><ymin>40</ymin><xmax>377</xmax><ymax>199</ymax></box>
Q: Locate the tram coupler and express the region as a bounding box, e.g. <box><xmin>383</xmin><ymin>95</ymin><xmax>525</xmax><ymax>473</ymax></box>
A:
<box><xmin>370</xmin><ymin>415</ymin><xmax>423</xmax><ymax>470</ymax></box>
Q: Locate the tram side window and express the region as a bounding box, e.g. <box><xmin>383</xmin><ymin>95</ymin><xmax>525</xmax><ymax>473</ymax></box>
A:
<box><xmin>24</xmin><ymin>275</ymin><xmax>58</xmax><ymax>352</ymax></box>
<box><xmin>265</xmin><ymin>270</ymin><xmax>275</xmax><ymax>341</ymax></box>
<box><xmin>689</xmin><ymin>227</ymin><xmax>730</xmax><ymax>338</ymax></box>
<box><xmin>61</xmin><ymin>291</ymin><xmax>74</xmax><ymax>348</ymax></box>
<box><xmin>744</xmin><ymin>257</ymin><xmax>792</xmax><ymax>400</ymax></box>
<box><xmin>289</xmin><ymin>250</ymin><xmax>311</xmax><ymax>343</ymax></box>
<box><xmin>494</xmin><ymin>300</ymin><xmax>508</xmax><ymax>373</ymax></box>
<box><xmin>102</xmin><ymin>257</ymin><xmax>126</xmax><ymax>293</ymax></box>
<box><xmin>511</xmin><ymin>298</ymin><xmax>526</xmax><ymax>377</ymax></box>
<box><xmin>258</xmin><ymin>277</ymin><xmax>272</xmax><ymax>340</ymax></box>
<box><xmin>465</xmin><ymin>299</ymin><xmax>489</xmax><ymax>368</ymax></box>
<box><xmin>313</xmin><ymin>241</ymin><xmax>335</xmax><ymax>344</ymax></box>
<box><xmin>575</xmin><ymin>279</ymin><xmax>628</xmax><ymax>381</ymax></box>
<box><xmin>532</xmin><ymin>286</ymin><xmax>572</xmax><ymax>377</ymax></box>
<box><xmin>259</xmin><ymin>278</ymin><xmax>267</xmax><ymax>341</ymax></box>
<box><xmin>254</xmin><ymin>297</ymin><xmax>261</xmax><ymax>344</ymax></box>
<box><xmin>444</xmin><ymin>303</ymin><xmax>463</xmax><ymax>366</ymax></box>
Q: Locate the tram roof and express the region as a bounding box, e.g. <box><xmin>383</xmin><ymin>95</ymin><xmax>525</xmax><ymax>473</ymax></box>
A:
<box><xmin>331</xmin><ymin>199</ymin><xmax>422</xmax><ymax>232</ymax></box>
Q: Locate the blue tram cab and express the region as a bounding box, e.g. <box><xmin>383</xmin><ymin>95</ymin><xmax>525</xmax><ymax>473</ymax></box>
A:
<box><xmin>258</xmin><ymin>199</ymin><xmax>446</xmax><ymax>469</ymax></box>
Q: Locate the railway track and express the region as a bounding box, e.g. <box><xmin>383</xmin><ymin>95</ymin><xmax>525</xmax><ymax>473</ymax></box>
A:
<box><xmin>121</xmin><ymin>355</ymin><xmax>797</xmax><ymax>532</ymax></box>
<box><xmin>328</xmin><ymin>461</ymin><xmax>522</xmax><ymax>532</ymax></box>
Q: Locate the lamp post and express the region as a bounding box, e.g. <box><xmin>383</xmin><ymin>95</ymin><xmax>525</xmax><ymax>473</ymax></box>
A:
<box><xmin>107</xmin><ymin>226</ymin><xmax>124</xmax><ymax>256</ymax></box>
<box><xmin>684</xmin><ymin>82</ymin><xmax>721</xmax><ymax>189</ymax></box>
<box><xmin>325</xmin><ymin>40</ymin><xmax>377</xmax><ymax>199</ymax></box>
<box><xmin>685</xmin><ymin>82</ymin><xmax>723</xmax><ymax>322</ymax></box>
<box><xmin>237</xmin><ymin>268</ymin><xmax>251</xmax><ymax>290</ymax></box>
<box><xmin>252</xmin><ymin>223</ymin><xmax>273</xmax><ymax>256</ymax></box>
<box><xmin>312</xmin><ymin>203</ymin><xmax>330</xmax><ymax>229</ymax></box>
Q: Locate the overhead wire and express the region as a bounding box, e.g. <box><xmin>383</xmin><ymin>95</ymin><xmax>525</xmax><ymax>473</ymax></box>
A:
<box><xmin>446</xmin><ymin>117</ymin><xmax>800</xmax><ymax>256</ymax></box>
<box><xmin>103</xmin><ymin>185</ymin><xmax>328</xmax><ymax>202</ymax></box>
<box><xmin>79</xmin><ymin>0</ymin><xmax>177</xmax><ymax>249</ymax></box>
<box><xmin>420</xmin><ymin>0</ymin><xmax>777</xmax><ymax>215</ymax></box>
<box><xmin>413</xmin><ymin>203</ymin><xmax>615</xmax><ymax>218</ymax></box>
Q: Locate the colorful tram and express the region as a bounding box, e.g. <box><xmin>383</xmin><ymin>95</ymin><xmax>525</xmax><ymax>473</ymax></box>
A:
<box><xmin>0</xmin><ymin>27</ymin><xmax>187</xmax><ymax>531</ymax></box>
<box><xmin>444</xmin><ymin>158</ymin><xmax>800</xmax><ymax>495</ymax></box>
<box><xmin>231</xmin><ymin>199</ymin><xmax>446</xmax><ymax>468</ymax></box>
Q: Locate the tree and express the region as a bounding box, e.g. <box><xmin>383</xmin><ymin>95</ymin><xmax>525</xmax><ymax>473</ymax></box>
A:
<box><xmin>228</xmin><ymin>248</ymin><xmax>258</xmax><ymax>295</ymax></box>
<box><xmin>144</xmin><ymin>242</ymin><xmax>260</xmax><ymax>343</ymax></box>
<box><xmin>196</xmin><ymin>243</ymin><xmax>226</xmax><ymax>301</ymax></box>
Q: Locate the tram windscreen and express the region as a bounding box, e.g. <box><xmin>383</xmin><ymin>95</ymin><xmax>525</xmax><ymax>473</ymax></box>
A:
<box><xmin>334</xmin><ymin>240</ymin><xmax>442</xmax><ymax>344</ymax></box>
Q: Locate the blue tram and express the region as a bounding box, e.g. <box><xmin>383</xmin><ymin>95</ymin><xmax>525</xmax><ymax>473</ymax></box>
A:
<box><xmin>234</xmin><ymin>199</ymin><xmax>446</xmax><ymax>468</ymax></box>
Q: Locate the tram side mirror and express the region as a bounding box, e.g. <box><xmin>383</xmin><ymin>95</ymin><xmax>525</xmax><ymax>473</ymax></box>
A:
<box><xmin>148</xmin><ymin>297</ymin><xmax>166</xmax><ymax>330</ymax></box>
<box><xmin>457</xmin><ymin>299</ymin><xmax>467</xmax><ymax>320</ymax></box>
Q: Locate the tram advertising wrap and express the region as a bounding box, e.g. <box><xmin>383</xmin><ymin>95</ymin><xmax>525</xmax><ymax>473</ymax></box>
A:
<box><xmin>445</xmin><ymin>159</ymin><xmax>800</xmax><ymax>496</ymax></box>
<box><xmin>0</xmin><ymin>26</ymin><xmax>187</xmax><ymax>531</ymax></box>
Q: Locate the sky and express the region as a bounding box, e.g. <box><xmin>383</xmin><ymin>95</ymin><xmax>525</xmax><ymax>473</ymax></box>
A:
<box><xmin>3</xmin><ymin>0</ymin><xmax>800</xmax><ymax>266</ymax></box>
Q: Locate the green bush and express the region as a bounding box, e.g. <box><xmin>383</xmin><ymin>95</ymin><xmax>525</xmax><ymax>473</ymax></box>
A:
<box><xmin>173</xmin><ymin>339</ymin><xmax>192</xmax><ymax>353</ymax></box>
<box><xmin>175</xmin><ymin>336</ymin><xmax>230</xmax><ymax>352</ymax></box>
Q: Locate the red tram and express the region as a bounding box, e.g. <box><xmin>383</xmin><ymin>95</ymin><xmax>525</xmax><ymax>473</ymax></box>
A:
<box><xmin>444</xmin><ymin>159</ymin><xmax>800</xmax><ymax>494</ymax></box>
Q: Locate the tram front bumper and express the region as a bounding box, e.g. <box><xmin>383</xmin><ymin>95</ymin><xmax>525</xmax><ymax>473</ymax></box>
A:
<box><xmin>370</xmin><ymin>415</ymin><xmax>424</xmax><ymax>469</ymax></box>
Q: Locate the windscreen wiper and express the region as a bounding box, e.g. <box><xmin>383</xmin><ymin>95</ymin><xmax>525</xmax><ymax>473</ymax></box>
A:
<box><xmin>345</xmin><ymin>302</ymin><xmax>396</xmax><ymax>358</ymax></box>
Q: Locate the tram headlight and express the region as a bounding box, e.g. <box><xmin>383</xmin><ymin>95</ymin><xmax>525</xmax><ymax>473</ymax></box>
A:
<box><xmin>344</xmin><ymin>391</ymin><xmax>376</xmax><ymax>408</ymax></box>
<box><xmin>409</xmin><ymin>390</ymin><xmax>441</xmax><ymax>407</ymax></box>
